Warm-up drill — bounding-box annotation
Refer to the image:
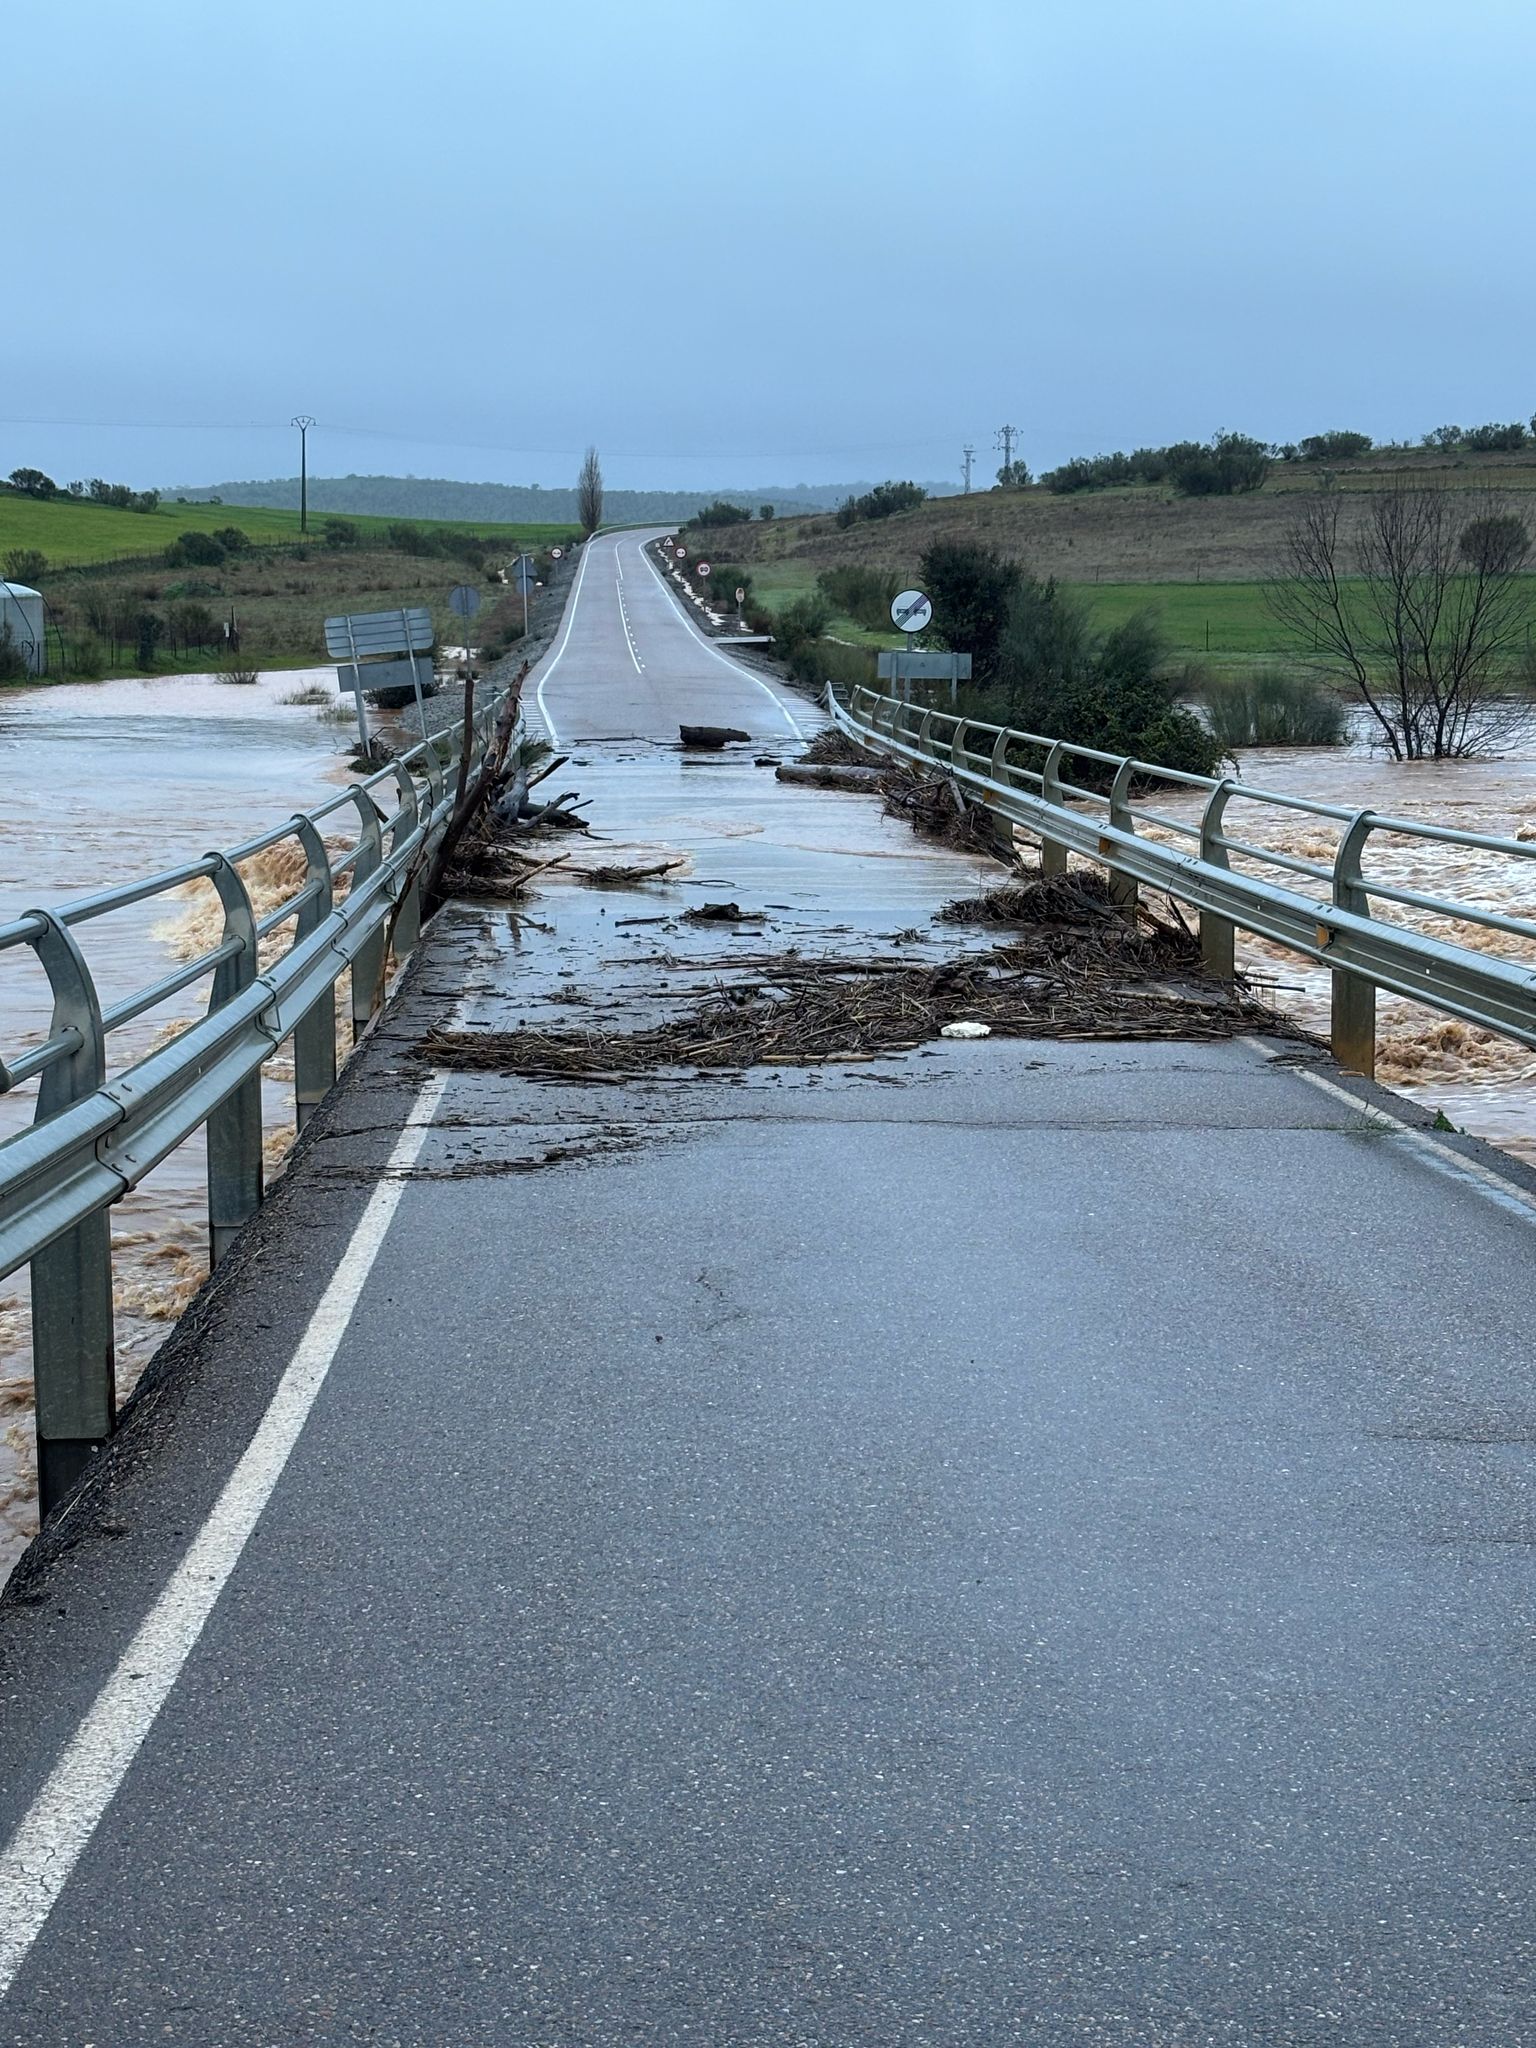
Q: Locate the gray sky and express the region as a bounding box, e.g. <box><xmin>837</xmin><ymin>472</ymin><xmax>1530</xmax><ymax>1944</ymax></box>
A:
<box><xmin>8</xmin><ymin>0</ymin><xmax>1535</xmax><ymax>493</ymax></box>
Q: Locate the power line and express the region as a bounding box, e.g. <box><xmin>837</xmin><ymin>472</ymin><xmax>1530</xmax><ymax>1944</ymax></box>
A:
<box><xmin>995</xmin><ymin>424</ymin><xmax>1019</xmax><ymax>474</ymax></box>
<box><xmin>0</xmin><ymin>414</ymin><xmax>967</xmax><ymax>467</ymax></box>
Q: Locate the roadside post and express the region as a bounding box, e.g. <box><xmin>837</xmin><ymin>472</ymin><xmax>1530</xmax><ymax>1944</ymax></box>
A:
<box><xmin>449</xmin><ymin>583</ymin><xmax>481</xmax><ymax>669</ymax></box>
<box><xmin>889</xmin><ymin>590</ymin><xmax>935</xmax><ymax>702</ymax></box>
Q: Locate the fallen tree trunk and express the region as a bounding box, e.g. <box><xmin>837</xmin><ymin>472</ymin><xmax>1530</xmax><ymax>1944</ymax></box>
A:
<box><xmin>680</xmin><ymin>724</ymin><xmax>751</xmax><ymax>748</ymax></box>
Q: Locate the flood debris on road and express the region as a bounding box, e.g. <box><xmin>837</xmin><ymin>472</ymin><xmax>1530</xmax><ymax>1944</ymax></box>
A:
<box><xmin>581</xmin><ymin>858</ymin><xmax>688</xmax><ymax>888</ymax></box>
<box><xmin>423</xmin><ymin>885</ymin><xmax>1289</xmax><ymax>1084</ymax></box>
<box><xmin>680</xmin><ymin>724</ymin><xmax>752</xmax><ymax>748</ymax></box>
<box><xmin>793</xmin><ymin>724</ymin><xmax>1021</xmax><ymax>863</ymax></box>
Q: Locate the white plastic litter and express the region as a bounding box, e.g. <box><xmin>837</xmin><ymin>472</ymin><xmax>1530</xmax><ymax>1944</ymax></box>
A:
<box><xmin>940</xmin><ymin>1021</ymin><xmax>992</xmax><ymax>1039</ymax></box>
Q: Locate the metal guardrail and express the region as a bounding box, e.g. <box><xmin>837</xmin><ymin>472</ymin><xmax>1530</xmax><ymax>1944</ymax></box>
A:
<box><xmin>830</xmin><ymin>682</ymin><xmax>1536</xmax><ymax>1072</ymax></box>
<box><xmin>0</xmin><ymin>688</ymin><xmax>510</xmax><ymax>1514</ymax></box>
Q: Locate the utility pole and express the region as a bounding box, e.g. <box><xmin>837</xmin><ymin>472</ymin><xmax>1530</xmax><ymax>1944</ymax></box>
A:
<box><xmin>995</xmin><ymin>424</ymin><xmax>1018</xmax><ymax>477</ymax></box>
<box><xmin>961</xmin><ymin>444</ymin><xmax>975</xmax><ymax>493</ymax></box>
<box><xmin>291</xmin><ymin>415</ymin><xmax>315</xmax><ymax>534</ymax></box>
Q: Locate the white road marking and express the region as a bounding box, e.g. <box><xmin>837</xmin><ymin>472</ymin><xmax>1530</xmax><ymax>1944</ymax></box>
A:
<box><xmin>533</xmin><ymin>536</ymin><xmax>600</xmax><ymax>747</ymax></box>
<box><xmin>634</xmin><ymin>535</ymin><xmax>805</xmax><ymax>738</ymax></box>
<box><xmin>1243</xmin><ymin>1039</ymin><xmax>1536</xmax><ymax>1225</ymax></box>
<box><xmin>0</xmin><ymin>1074</ymin><xmax>449</xmax><ymax>2003</ymax></box>
<box><xmin>617</xmin><ymin>578</ymin><xmax>644</xmax><ymax>675</ymax></box>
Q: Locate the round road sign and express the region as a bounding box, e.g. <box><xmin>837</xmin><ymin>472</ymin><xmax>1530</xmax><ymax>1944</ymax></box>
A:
<box><xmin>697</xmin><ymin>562</ymin><xmax>712</xmax><ymax>577</ymax></box>
<box><xmin>675</xmin><ymin>546</ymin><xmax>687</xmax><ymax>559</ymax></box>
<box><xmin>550</xmin><ymin>546</ymin><xmax>564</xmax><ymax>560</ymax></box>
<box><xmin>892</xmin><ymin>588</ymin><xmax>933</xmax><ymax>634</ymax></box>
<box><xmin>735</xmin><ymin>586</ymin><xmax>745</xmax><ymax>603</ymax></box>
<box><xmin>448</xmin><ymin>584</ymin><xmax>481</xmax><ymax>619</ymax></box>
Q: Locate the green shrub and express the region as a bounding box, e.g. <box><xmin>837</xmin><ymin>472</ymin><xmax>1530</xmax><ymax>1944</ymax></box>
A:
<box><xmin>1297</xmin><ymin>430</ymin><xmax>1373</xmax><ymax>462</ymax></box>
<box><xmin>1463</xmin><ymin>422</ymin><xmax>1528</xmax><ymax>453</ymax></box>
<box><xmin>774</xmin><ymin>593</ymin><xmax>834</xmax><ymax>657</ymax></box>
<box><xmin>0</xmin><ymin>622</ymin><xmax>29</xmax><ymax>682</ymax></box>
<box><xmin>322</xmin><ymin>517</ymin><xmax>359</xmax><ymax>548</ymax></box>
<box><xmin>783</xmin><ymin>635</ymin><xmax>876</xmax><ymax>694</ymax></box>
<box><xmin>917</xmin><ymin>541</ymin><xmax>1022</xmax><ymax>681</ymax></box>
<box><xmin>834</xmin><ymin>480</ymin><xmax>926</xmax><ymax>528</ymax></box>
<box><xmin>211</xmin><ymin>526</ymin><xmax>251</xmax><ymax>554</ymax></box>
<box><xmin>986</xmin><ymin>578</ymin><xmax>1225</xmax><ymax>780</ymax></box>
<box><xmin>135</xmin><ymin>611</ymin><xmax>166</xmax><ymax>669</ymax></box>
<box><xmin>1201</xmin><ymin>668</ymin><xmax>1348</xmax><ymax>748</ymax></box>
<box><xmin>387</xmin><ymin>521</ymin><xmax>434</xmax><ymax>556</ymax></box>
<box><xmin>1165</xmin><ymin>432</ymin><xmax>1270</xmax><ymax>497</ymax></box>
<box><xmin>2</xmin><ymin>548</ymin><xmax>46</xmax><ymax>584</ymax></box>
<box><xmin>164</xmin><ymin>531</ymin><xmax>226</xmax><ymax>567</ymax></box>
<box><xmin>690</xmin><ymin>500</ymin><xmax>752</xmax><ymax>529</ymax></box>
<box><xmin>817</xmin><ymin>564</ymin><xmax>899</xmax><ymax>632</ymax></box>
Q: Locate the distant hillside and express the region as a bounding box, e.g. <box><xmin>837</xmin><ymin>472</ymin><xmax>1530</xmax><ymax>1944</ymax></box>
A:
<box><xmin>161</xmin><ymin>474</ymin><xmax>959</xmax><ymax>524</ymax></box>
<box><xmin>705</xmin><ymin>446</ymin><xmax>1536</xmax><ymax>587</ymax></box>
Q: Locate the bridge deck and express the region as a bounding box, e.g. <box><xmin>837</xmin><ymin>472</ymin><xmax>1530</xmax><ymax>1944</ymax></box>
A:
<box><xmin>1</xmin><ymin>532</ymin><xmax>1533</xmax><ymax>2045</ymax></box>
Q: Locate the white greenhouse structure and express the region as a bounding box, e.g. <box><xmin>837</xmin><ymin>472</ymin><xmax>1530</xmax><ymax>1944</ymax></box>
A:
<box><xmin>1</xmin><ymin>583</ymin><xmax>45</xmax><ymax>674</ymax></box>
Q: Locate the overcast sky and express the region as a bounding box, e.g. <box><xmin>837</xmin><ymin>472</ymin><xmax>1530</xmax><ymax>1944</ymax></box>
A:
<box><xmin>8</xmin><ymin>0</ymin><xmax>1535</xmax><ymax>494</ymax></box>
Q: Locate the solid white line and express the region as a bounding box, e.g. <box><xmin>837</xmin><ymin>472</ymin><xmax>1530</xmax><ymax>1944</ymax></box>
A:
<box><xmin>1244</xmin><ymin>1041</ymin><xmax>1536</xmax><ymax>1224</ymax></box>
<box><xmin>0</xmin><ymin>1073</ymin><xmax>448</xmax><ymax>2003</ymax></box>
<box><xmin>533</xmin><ymin>537</ymin><xmax>601</xmax><ymax>747</ymax></box>
<box><xmin>634</xmin><ymin>535</ymin><xmax>805</xmax><ymax>739</ymax></box>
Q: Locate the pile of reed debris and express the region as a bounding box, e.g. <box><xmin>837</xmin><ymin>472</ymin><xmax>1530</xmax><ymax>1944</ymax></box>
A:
<box><xmin>790</xmin><ymin>726</ymin><xmax>1018</xmax><ymax>860</ymax></box>
<box><xmin>423</xmin><ymin>877</ymin><xmax>1290</xmax><ymax>1083</ymax></box>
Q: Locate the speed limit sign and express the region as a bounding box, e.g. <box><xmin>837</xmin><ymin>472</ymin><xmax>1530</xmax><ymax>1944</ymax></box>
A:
<box><xmin>697</xmin><ymin>562</ymin><xmax>712</xmax><ymax>577</ymax></box>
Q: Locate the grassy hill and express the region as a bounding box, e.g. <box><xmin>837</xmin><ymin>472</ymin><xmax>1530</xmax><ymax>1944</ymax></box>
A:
<box><xmin>704</xmin><ymin>448</ymin><xmax>1536</xmax><ymax>664</ymax></box>
<box><xmin>0</xmin><ymin>491</ymin><xmax>574</xmax><ymax>572</ymax></box>
<box><xmin>0</xmin><ymin>494</ymin><xmax>581</xmax><ymax>682</ymax></box>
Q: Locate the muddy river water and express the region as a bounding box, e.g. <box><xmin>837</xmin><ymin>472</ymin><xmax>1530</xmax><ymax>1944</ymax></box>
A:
<box><xmin>1</xmin><ymin>677</ymin><xmax>1535</xmax><ymax>1575</ymax></box>
<box><xmin>0</xmin><ymin>669</ymin><xmax>348</xmax><ymax>1565</ymax></box>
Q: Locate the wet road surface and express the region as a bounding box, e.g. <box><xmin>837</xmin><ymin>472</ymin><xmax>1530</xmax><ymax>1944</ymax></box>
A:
<box><xmin>1</xmin><ymin>533</ymin><xmax>1535</xmax><ymax>2045</ymax></box>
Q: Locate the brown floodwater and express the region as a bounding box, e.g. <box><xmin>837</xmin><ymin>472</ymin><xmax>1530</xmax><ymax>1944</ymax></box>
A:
<box><xmin>0</xmin><ymin>667</ymin><xmax>348</xmax><ymax>1568</ymax></box>
<box><xmin>1139</xmin><ymin>720</ymin><xmax>1536</xmax><ymax>1158</ymax></box>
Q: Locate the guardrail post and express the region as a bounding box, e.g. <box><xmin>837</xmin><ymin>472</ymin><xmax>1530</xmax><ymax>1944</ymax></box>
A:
<box><xmin>205</xmin><ymin>854</ymin><xmax>262</xmax><ymax>1266</ymax></box>
<box><xmin>26</xmin><ymin>910</ymin><xmax>115</xmax><ymax>1515</ymax></box>
<box><xmin>1331</xmin><ymin>810</ymin><xmax>1377</xmax><ymax>1077</ymax></box>
<box><xmin>1038</xmin><ymin>743</ymin><xmax>1069</xmax><ymax>874</ymax></box>
<box><xmin>289</xmin><ymin>818</ymin><xmax>337</xmax><ymax>1131</ymax></box>
<box><xmin>1104</xmin><ymin>759</ymin><xmax>1139</xmax><ymax>915</ymax></box>
<box><xmin>388</xmin><ymin>761</ymin><xmax>423</xmax><ymax>960</ymax></box>
<box><xmin>347</xmin><ymin>789</ymin><xmax>387</xmax><ymax>1040</ymax></box>
<box><xmin>1198</xmin><ymin>779</ymin><xmax>1237</xmax><ymax>979</ymax></box>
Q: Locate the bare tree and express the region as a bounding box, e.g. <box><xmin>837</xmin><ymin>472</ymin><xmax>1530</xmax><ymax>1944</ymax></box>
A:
<box><xmin>577</xmin><ymin>446</ymin><xmax>603</xmax><ymax>537</ymax></box>
<box><xmin>1266</xmin><ymin>481</ymin><xmax>1536</xmax><ymax>758</ymax></box>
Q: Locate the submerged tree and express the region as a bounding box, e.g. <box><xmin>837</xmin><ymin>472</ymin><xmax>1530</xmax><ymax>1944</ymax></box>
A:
<box><xmin>1267</xmin><ymin>482</ymin><xmax>1536</xmax><ymax>758</ymax></box>
<box><xmin>577</xmin><ymin>446</ymin><xmax>604</xmax><ymax>536</ymax></box>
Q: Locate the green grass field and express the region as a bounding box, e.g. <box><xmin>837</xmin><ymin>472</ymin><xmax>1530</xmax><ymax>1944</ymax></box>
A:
<box><xmin>1081</xmin><ymin>581</ymin><xmax>1288</xmax><ymax>658</ymax></box>
<box><xmin>747</xmin><ymin>560</ymin><xmax>1296</xmax><ymax>662</ymax></box>
<box><xmin>0</xmin><ymin>492</ymin><xmax>576</xmax><ymax>571</ymax></box>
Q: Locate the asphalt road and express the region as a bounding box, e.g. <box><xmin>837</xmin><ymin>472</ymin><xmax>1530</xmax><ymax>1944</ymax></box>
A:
<box><xmin>1</xmin><ymin>532</ymin><xmax>1535</xmax><ymax>2045</ymax></box>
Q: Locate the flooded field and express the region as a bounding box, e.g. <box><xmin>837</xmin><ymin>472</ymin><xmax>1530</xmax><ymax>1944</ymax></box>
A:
<box><xmin>0</xmin><ymin>667</ymin><xmax>349</xmax><ymax>1568</ymax></box>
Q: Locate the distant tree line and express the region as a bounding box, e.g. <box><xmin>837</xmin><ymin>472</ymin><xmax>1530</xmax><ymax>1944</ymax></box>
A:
<box><xmin>834</xmin><ymin>480</ymin><xmax>927</xmax><ymax>528</ymax></box>
<box><xmin>4</xmin><ymin>468</ymin><xmax>160</xmax><ymax>511</ymax></box>
<box><xmin>1041</xmin><ymin>433</ymin><xmax>1271</xmax><ymax>497</ymax></box>
<box><xmin>687</xmin><ymin>501</ymin><xmax>778</xmax><ymax>529</ymax></box>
